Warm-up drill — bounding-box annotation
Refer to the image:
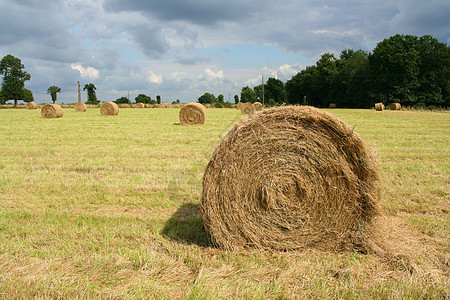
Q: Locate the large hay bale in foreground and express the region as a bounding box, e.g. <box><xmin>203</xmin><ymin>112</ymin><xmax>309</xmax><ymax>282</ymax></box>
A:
<box><xmin>254</xmin><ymin>102</ymin><xmax>263</xmax><ymax>111</ymax></box>
<box><xmin>100</xmin><ymin>102</ymin><xmax>119</xmax><ymax>116</ymax></box>
<box><xmin>179</xmin><ymin>102</ymin><xmax>206</xmax><ymax>125</ymax></box>
<box><xmin>374</xmin><ymin>103</ymin><xmax>385</xmax><ymax>111</ymax></box>
<box><xmin>201</xmin><ymin>105</ymin><xmax>379</xmax><ymax>252</ymax></box>
<box><xmin>236</xmin><ymin>102</ymin><xmax>244</xmax><ymax>110</ymax></box>
<box><xmin>240</xmin><ymin>102</ymin><xmax>255</xmax><ymax>115</ymax></box>
<box><xmin>135</xmin><ymin>102</ymin><xmax>145</xmax><ymax>108</ymax></box>
<box><xmin>26</xmin><ymin>102</ymin><xmax>38</xmax><ymax>109</ymax></box>
<box><xmin>390</xmin><ymin>103</ymin><xmax>401</xmax><ymax>110</ymax></box>
<box><xmin>74</xmin><ymin>102</ymin><xmax>87</xmax><ymax>112</ymax></box>
<box><xmin>41</xmin><ymin>104</ymin><xmax>63</xmax><ymax>118</ymax></box>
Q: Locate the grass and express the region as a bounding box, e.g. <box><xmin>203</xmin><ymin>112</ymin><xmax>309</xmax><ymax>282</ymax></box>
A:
<box><xmin>0</xmin><ymin>107</ymin><xmax>448</xmax><ymax>299</ymax></box>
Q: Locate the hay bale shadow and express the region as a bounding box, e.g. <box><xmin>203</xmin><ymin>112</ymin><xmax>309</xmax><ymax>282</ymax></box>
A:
<box><xmin>161</xmin><ymin>203</ymin><xmax>211</xmax><ymax>247</ymax></box>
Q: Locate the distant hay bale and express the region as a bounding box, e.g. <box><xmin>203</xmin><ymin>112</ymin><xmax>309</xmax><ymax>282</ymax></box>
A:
<box><xmin>165</xmin><ymin>103</ymin><xmax>174</xmax><ymax>108</ymax></box>
<box><xmin>41</xmin><ymin>104</ymin><xmax>63</xmax><ymax>118</ymax></box>
<box><xmin>26</xmin><ymin>102</ymin><xmax>38</xmax><ymax>109</ymax></box>
<box><xmin>240</xmin><ymin>102</ymin><xmax>255</xmax><ymax>115</ymax></box>
<box><xmin>100</xmin><ymin>102</ymin><xmax>119</xmax><ymax>116</ymax></box>
<box><xmin>374</xmin><ymin>103</ymin><xmax>385</xmax><ymax>111</ymax></box>
<box><xmin>74</xmin><ymin>102</ymin><xmax>87</xmax><ymax>112</ymax></box>
<box><xmin>254</xmin><ymin>102</ymin><xmax>263</xmax><ymax>111</ymax></box>
<box><xmin>179</xmin><ymin>102</ymin><xmax>206</xmax><ymax>125</ymax></box>
<box><xmin>201</xmin><ymin>105</ymin><xmax>379</xmax><ymax>252</ymax></box>
<box><xmin>236</xmin><ymin>102</ymin><xmax>244</xmax><ymax>110</ymax></box>
<box><xmin>155</xmin><ymin>104</ymin><xmax>165</xmax><ymax>108</ymax></box>
<box><xmin>118</xmin><ymin>104</ymin><xmax>130</xmax><ymax>108</ymax></box>
<box><xmin>329</xmin><ymin>103</ymin><xmax>337</xmax><ymax>108</ymax></box>
<box><xmin>136</xmin><ymin>102</ymin><xmax>145</xmax><ymax>108</ymax></box>
<box><xmin>390</xmin><ymin>103</ymin><xmax>401</xmax><ymax>110</ymax></box>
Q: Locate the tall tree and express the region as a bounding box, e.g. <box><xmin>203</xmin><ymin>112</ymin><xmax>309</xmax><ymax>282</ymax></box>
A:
<box><xmin>240</xmin><ymin>86</ymin><xmax>256</xmax><ymax>103</ymax></box>
<box><xmin>83</xmin><ymin>83</ymin><xmax>98</xmax><ymax>104</ymax></box>
<box><xmin>234</xmin><ymin>95</ymin><xmax>239</xmax><ymax>104</ymax></box>
<box><xmin>156</xmin><ymin>95</ymin><xmax>161</xmax><ymax>104</ymax></box>
<box><xmin>264</xmin><ymin>78</ymin><xmax>286</xmax><ymax>104</ymax></box>
<box><xmin>198</xmin><ymin>92</ymin><xmax>215</xmax><ymax>104</ymax></box>
<box><xmin>23</xmin><ymin>88</ymin><xmax>34</xmax><ymax>103</ymax></box>
<box><xmin>369</xmin><ymin>34</ymin><xmax>420</xmax><ymax>106</ymax></box>
<box><xmin>47</xmin><ymin>86</ymin><xmax>61</xmax><ymax>104</ymax></box>
<box><xmin>0</xmin><ymin>54</ymin><xmax>31</xmax><ymax>106</ymax></box>
<box><xmin>135</xmin><ymin>94</ymin><xmax>154</xmax><ymax>104</ymax></box>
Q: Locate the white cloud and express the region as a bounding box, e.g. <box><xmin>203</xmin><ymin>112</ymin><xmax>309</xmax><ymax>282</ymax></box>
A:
<box><xmin>70</xmin><ymin>63</ymin><xmax>99</xmax><ymax>80</ymax></box>
<box><xmin>203</xmin><ymin>68</ymin><xmax>224</xmax><ymax>81</ymax></box>
<box><xmin>146</xmin><ymin>70</ymin><xmax>163</xmax><ymax>84</ymax></box>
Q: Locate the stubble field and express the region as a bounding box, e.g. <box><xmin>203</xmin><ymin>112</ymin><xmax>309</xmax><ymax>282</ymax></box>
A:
<box><xmin>0</xmin><ymin>106</ymin><xmax>448</xmax><ymax>299</ymax></box>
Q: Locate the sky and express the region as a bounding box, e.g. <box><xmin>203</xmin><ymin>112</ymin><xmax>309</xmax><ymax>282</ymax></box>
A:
<box><xmin>0</xmin><ymin>0</ymin><xmax>449</xmax><ymax>104</ymax></box>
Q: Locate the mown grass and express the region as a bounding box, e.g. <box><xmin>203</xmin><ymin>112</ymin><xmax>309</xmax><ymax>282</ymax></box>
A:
<box><xmin>0</xmin><ymin>107</ymin><xmax>448</xmax><ymax>299</ymax></box>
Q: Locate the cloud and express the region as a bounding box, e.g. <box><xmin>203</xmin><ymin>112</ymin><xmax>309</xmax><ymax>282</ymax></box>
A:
<box><xmin>201</xmin><ymin>68</ymin><xmax>224</xmax><ymax>81</ymax></box>
<box><xmin>146</xmin><ymin>71</ymin><xmax>163</xmax><ymax>85</ymax></box>
<box><xmin>71</xmin><ymin>64</ymin><xmax>99</xmax><ymax>80</ymax></box>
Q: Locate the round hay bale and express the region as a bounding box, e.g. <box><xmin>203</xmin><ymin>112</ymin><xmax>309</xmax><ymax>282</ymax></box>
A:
<box><xmin>155</xmin><ymin>104</ymin><xmax>165</xmax><ymax>108</ymax></box>
<box><xmin>390</xmin><ymin>103</ymin><xmax>401</xmax><ymax>110</ymax></box>
<box><xmin>374</xmin><ymin>103</ymin><xmax>385</xmax><ymax>111</ymax></box>
<box><xmin>201</xmin><ymin>105</ymin><xmax>379</xmax><ymax>252</ymax></box>
<box><xmin>26</xmin><ymin>102</ymin><xmax>38</xmax><ymax>109</ymax></box>
<box><xmin>136</xmin><ymin>102</ymin><xmax>145</xmax><ymax>108</ymax></box>
<box><xmin>236</xmin><ymin>102</ymin><xmax>244</xmax><ymax>110</ymax></box>
<box><xmin>254</xmin><ymin>102</ymin><xmax>263</xmax><ymax>111</ymax></box>
<box><xmin>41</xmin><ymin>104</ymin><xmax>63</xmax><ymax>118</ymax></box>
<box><xmin>100</xmin><ymin>102</ymin><xmax>119</xmax><ymax>116</ymax></box>
<box><xmin>179</xmin><ymin>102</ymin><xmax>206</xmax><ymax>125</ymax></box>
<box><xmin>240</xmin><ymin>102</ymin><xmax>255</xmax><ymax>115</ymax></box>
<box><xmin>74</xmin><ymin>102</ymin><xmax>87</xmax><ymax>112</ymax></box>
<box><xmin>165</xmin><ymin>103</ymin><xmax>174</xmax><ymax>108</ymax></box>
<box><xmin>329</xmin><ymin>103</ymin><xmax>337</xmax><ymax>108</ymax></box>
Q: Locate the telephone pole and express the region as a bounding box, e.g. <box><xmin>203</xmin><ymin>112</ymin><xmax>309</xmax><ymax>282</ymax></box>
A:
<box><xmin>262</xmin><ymin>75</ymin><xmax>265</xmax><ymax>107</ymax></box>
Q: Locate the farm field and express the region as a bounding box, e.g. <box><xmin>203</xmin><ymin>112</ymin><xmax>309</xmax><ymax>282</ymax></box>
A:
<box><xmin>0</xmin><ymin>107</ymin><xmax>448</xmax><ymax>299</ymax></box>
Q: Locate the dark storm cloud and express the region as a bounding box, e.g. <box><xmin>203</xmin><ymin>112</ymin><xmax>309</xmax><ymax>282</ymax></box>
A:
<box><xmin>103</xmin><ymin>0</ymin><xmax>259</xmax><ymax>25</ymax></box>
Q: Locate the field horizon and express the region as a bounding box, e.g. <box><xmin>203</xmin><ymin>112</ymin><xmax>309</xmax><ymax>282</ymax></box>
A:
<box><xmin>0</xmin><ymin>106</ymin><xmax>448</xmax><ymax>299</ymax></box>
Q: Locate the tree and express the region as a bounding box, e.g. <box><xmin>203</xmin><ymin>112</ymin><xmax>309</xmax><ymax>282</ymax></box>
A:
<box><xmin>47</xmin><ymin>86</ymin><xmax>61</xmax><ymax>104</ymax></box>
<box><xmin>135</xmin><ymin>93</ymin><xmax>155</xmax><ymax>104</ymax></box>
<box><xmin>264</xmin><ymin>78</ymin><xmax>286</xmax><ymax>104</ymax></box>
<box><xmin>234</xmin><ymin>95</ymin><xmax>239</xmax><ymax>104</ymax></box>
<box><xmin>83</xmin><ymin>83</ymin><xmax>98</xmax><ymax>104</ymax></box>
<box><xmin>369</xmin><ymin>34</ymin><xmax>420</xmax><ymax>106</ymax></box>
<box><xmin>23</xmin><ymin>88</ymin><xmax>34</xmax><ymax>103</ymax></box>
<box><xmin>156</xmin><ymin>95</ymin><xmax>161</xmax><ymax>104</ymax></box>
<box><xmin>333</xmin><ymin>49</ymin><xmax>372</xmax><ymax>108</ymax></box>
<box><xmin>240</xmin><ymin>86</ymin><xmax>256</xmax><ymax>103</ymax></box>
<box><xmin>286</xmin><ymin>65</ymin><xmax>317</xmax><ymax>105</ymax></box>
<box><xmin>115</xmin><ymin>96</ymin><xmax>129</xmax><ymax>104</ymax></box>
<box><xmin>198</xmin><ymin>92</ymin><xmax>215</xmax><ymax>104</ymax></box>
<box><xmin>0</xmin><ymin>54</ymin><xmax>31</xmax><ymax>106</ymax></box>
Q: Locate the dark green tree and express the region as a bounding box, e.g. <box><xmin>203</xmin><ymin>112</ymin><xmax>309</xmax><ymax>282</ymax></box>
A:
<box><xmin>198</xmin><ymin>92</ymin><xmax>215</xmax><ymax>104</ymax></box>
<box><xmin>334</xmin><ymin>49</ymin><xmax>372</xmax><ymax>108</ymax></box>
<box><xmin>369</xmin><ymin>34</ymin><xmax>420</xmax><ymax>106</ymax></box>
<box><xmin>0</xmin><ymin>54</ymin><xmax>31</xmax><ymax>106</ymax></box>
<box><xmin>47</xmin><ymin>85</ymin><xmax>61</xmax><ymax>104</ymax></box>
<box><xmin>286</xmin><ymin>65</ymin><xmax>317</xmax><ymax>105</ymax></box>
<box><xmin>240</xmin><ymin>86</ymin><xmax>256</xmax><ymax>103</ymax></box>
<box><xmin>83</xmin><ymin>83</ymin><xmax>98</xmax><ymax>104</ymax></box>
<box><xmin>135</xmin><ymin>93</ymin><xmax>155</xmax><ymax>104</ymax></box>
<box><xmin>234</xmin><ymin>95</ymin><xmax>239</xmax><ymax>104</ymax></box>
<box><xmin>115</xmin><ymin>96</ymin><xmax>130</xmax><ymax>104</ymax></box>
<box><xmin>313</xmin><ymin>53</ymin><xmax>338</xmax><ymax>107</ymax></box>
<box><xmin>156</xmin><ymin>95</ymin><xmax>161</xmax><ymax>104</ymax></box>
<box><xmin>23</xmin><ymin>88</ymin><xmax>34</xmax><ymax>103</ymax></box>
<box><xmin>264</xmin><ymin>78</ymin><xmax>286</xmax><ymax>104</ymax></box>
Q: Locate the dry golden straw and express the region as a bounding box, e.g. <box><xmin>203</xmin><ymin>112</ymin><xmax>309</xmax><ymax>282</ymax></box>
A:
<box><xmin>240</xmin><ymin>102</ymin><xmax>255</xmax><ymax>115</ymax></box>
<box><xmin>100</xmin><ymin>102</ymin><xmax>119</xmax><ymax>116</ymax></box>
<box><xmin>329</xmin><ymin>103</ymin><xmax>337</xmax><ymax>108</ymax></box>
<box><xmin>136</xmin><ymin>102</ymin><xmax>145</xmax><ymax>108</ymax></box>
<box><xmin>26</xmin><ymin>102</ymin><xmax>38</xmax><ymax>109</ymax></box>
<box><xmin>74</xmin><ymin>102</ymin><xmax>87</xmax><ymax>112</ymax></box>
<box><xmin>41</xmin><ymin>104</ymin><xmax>63</xmax><ymax>118</ymax></box>
<box><xmin>254</xmin><ymin>102</ymin><xmax>263</xmax><ymax>111</ymax></box>
<box><xmin>236</xmin><ymin>102</ymin><xmax>244</xmax><ymax>110</ymax></box>
<box><xmin>390</xmin><ymin>103</ymin><xmax>401</xmax><ymax>110</ymax></box>
<box><xmin>201</xmin><ymin>105</ymin><xmax>379</xmax><ymax>252</ymax></box>
<box><xmin>374</xmin><ymin>103</ymin><xmax>385</xmax><ymax>111</ymax></box>
<box><xmin>179</xmin><ymin>102</ymin><xmax>206</xmax><ymax>125</ymax></box>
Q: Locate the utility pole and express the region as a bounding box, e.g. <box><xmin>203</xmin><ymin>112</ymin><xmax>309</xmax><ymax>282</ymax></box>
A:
<box><xmin>77</xmin><ymin>81</ymin><xmax>81</xmax><ymax>103</ymax></box>
<box><xmin>262</xmin><ymin>75</ymin><xmax>265</xmax><ymax>107</ymax></box>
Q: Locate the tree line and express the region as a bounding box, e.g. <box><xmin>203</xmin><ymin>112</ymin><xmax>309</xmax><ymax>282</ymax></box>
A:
<box><xmin>200</xmin><ymin>34</ymin><xmax>448</xmax><ymax>109</ymax></box>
